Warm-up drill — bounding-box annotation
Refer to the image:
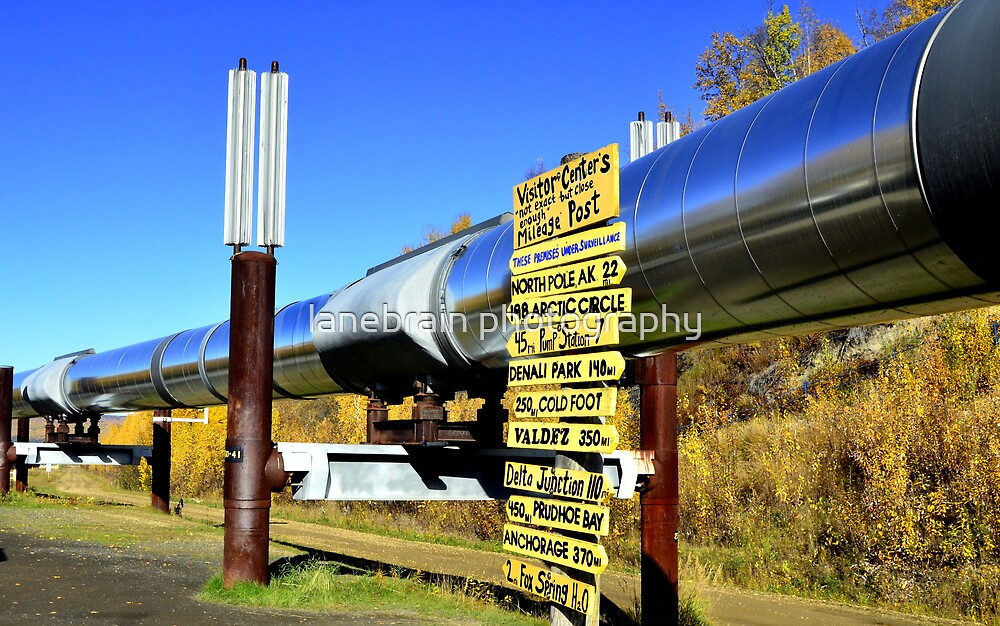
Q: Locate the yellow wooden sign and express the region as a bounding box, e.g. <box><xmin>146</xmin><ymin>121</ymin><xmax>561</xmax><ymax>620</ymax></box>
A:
<box><xmin>506</xmin><ymin>495</ymin><xmax>610</xmax><ymax>536</ymax></box>
<box><xmin>504</xmin><ymin>461</ymin><xmax>611</xmax><ymax>503</ymax></box>
<box><xmin>506</xmin><ymin>315</ymin><xmax>620</xmax><ymax>357</ymax></box>
<box><xmin>511</xmin><ymin>255</ymin><xmax>627</xmax><ymax>299</ymax></box>
<box><xmin>503</xmin><ymin>524</ymin><xmax>608</xmax><ymax>574</ymax></box>
<box><xmin>508</xmin><ymin>288</ymin><xmax>632</xmax><ymax>325</ymax></box>
<box><xmin>508</xmin><ymin>351</ymin><xmax>625</xmax><ymax>386</ymax></box>
<box><xmin>502</xmin><ymin>558</ymin><xmax>597</xmax><ymax>615</ymax></box>
<box><xmin>507</xmin><ymin>422</ymin><xmax>620</xmax><ymax>454</ymax></box>
<box><xmin>512</xmin><ymin>388</ymin><xmax>617</xmax><ymax>419</ymax></box>
<box><xmin>512</xmin><ymin>144</ymin><xmax>620</xmax><ymax>250</ymax></box>
<box><xmin>510</xmin><ymin>222</ymin><xmax>627</xmax><ymax>276</ymax></box>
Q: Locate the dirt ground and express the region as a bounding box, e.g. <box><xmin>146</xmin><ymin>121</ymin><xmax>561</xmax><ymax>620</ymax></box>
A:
<box><xmin>0</xmin><ymin>526</ymin><xmax>440</xmax><ymax>625</ymax></box>
<box><xmin>1</xmin><ymin>469</ymin><xmax>974</xmax><ymax>625</ymax></box>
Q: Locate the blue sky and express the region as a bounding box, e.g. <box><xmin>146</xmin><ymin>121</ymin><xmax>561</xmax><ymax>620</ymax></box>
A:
<box><xmin>2</xmin><ymin>1</ymin><xmax>868</xmax><ymax>371</ymax></box>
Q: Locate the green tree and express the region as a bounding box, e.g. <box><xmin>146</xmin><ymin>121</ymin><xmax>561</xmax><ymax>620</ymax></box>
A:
<box><xmin>747</xmin><ymin>5</ymin><xmax>802</xmax><ymax>94</ymax></box>
<box><xmin>695</xmin><ymin>3</ymin><xmax>854</xmax><ymax>121</ymax></box>
<box><xmin>695</xmin><ymin>6</ymin><xmax>800</xmax><ymax>121</ymax></box>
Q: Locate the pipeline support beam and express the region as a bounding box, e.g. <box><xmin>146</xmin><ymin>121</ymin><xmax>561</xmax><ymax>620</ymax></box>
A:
<box><xmin>223</xmin><ymin>251</ymin><xmax>277</xmax><ymax>588</ymax></box>
<box><xmin>638</xmin><ymin>352</ymin><xmax>679</xmax><ymax>625</ymax></box>
<box><xmin>151</xmin><ymin>409</ymin><xmax>172</xmax><ymax>514</ymax></box>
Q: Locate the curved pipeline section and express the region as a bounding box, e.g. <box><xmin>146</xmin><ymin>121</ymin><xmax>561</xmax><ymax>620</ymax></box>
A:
<box><xmin>13</xmin><ymin>0</ymin><xmax>1000</xmax><ymax>417</ymax></box>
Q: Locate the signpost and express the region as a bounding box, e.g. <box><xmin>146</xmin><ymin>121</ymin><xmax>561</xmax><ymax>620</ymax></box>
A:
<box><xmin>510</xmin><ymin>222</ymin><xmax>627</xmax><ymax>275</ymax></box>
<box><xmin>513</xmin><ymin>145</ymin><xmax>620</xmax><ymax>249</ymax></box>
<box><xmin>511</xmin><ymin>256</ymin><xmax>627</xmax><ymax>299</ymax></box>
<box><xmin>507</xmin><ymin>422</ymin><xmax>620</xmax><ymax>454</ymax></box>
<box><xmin>511</xmin><ymin>388</ymin><xmax>617</xmax><ymax>419</ymax></box>
<box><xmin>507</xmin><ymin>288</ymin><xmax>632</xmax><ymax>325</ymax></box>
<box><xmin>502</xmin><ymin>524</ymin><xmax>609</xmax><ymax>574</ymax></box>
<box><xmin>506</xmin><ymin>317</ymin><xmax>620</xmax><ymax>358</ymax></box>
<box><xmin>503</xmin><ymin>461</ymin><xmax>612</xmax><ymax>502</ymax></box>
<box><xmin>503</xmin><ymin>145</ymin><xmax>628</xmax><ymax>624</ymax></box>
<box><xmin>506</xmin><ymin>496</ymin><xmax>610</xmax><ymax>536</ymax></box>
<box><xmin>507</xmin><ymin>352</ymin><xmax>626</xmax><ymax>386</ymax></box>
<box><xmin>503</xmin><ymin>558</ymin><xmax>598</xmax><ymax>614</ymax></box>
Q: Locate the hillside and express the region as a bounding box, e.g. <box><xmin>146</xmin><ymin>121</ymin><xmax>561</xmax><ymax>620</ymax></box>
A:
<box><xmin>677</xmin><ymin>306</ymin><xmax>1000</xmax><ymax>621</ymax></box>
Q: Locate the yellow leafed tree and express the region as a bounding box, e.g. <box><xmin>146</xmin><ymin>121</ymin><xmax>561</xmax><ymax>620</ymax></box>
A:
<box><xmin>99</xmin><ymin>410</ymin><xmax>154</xmax><ymax>491</ymax></box>
<box><xmin>402</xmin><ymin>213</ymin><xmax>473</xmax><ymax>254</ymax></box>
<box><xmin>858</xmin><ymin>0</ymin><xmax>957</xmax><ymax>46</ymax></box>
<box><xmin>168</xmin><ymin>407</ymin><xmax>228</xmax><ymax>496</ymax></box>
<box><xmin>695</xmin><ymin>3</ymin><xmax>856</xmax><ymax>120</ymax></box>
<box><xmin>797</xmin><ymin>1</ymin><xmax>856</xmax><ymax>76</ymax></box>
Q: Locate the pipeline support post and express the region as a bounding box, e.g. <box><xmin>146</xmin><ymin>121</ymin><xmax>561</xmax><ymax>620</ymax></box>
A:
<box><xmin>151</xmin><ymin>409</ymin><xmax>172</xmax><ymax>514</ymax></box>
<box><xmin>550</xmin><ymin>441</ymin><xmax>602</xmax><ymax>626</ymax></box>
<box><xmin>223</xmin><ymin>251</ymin><xmax>277</xmax><ymax>588</ymax></box>
<box><xmin>15</xmin><ymin>417</ymin><xmax>28</xmax><ymax>492</ymax></box>
<box><xmin>637</xmin><ymin>351</ymin><xmax>679</xmax><ymax>625</ymax></box>
<box><xmin>0</xmin><ymin>366</ymin><xmax>13</xmax><ymax>494</ymax></box>
<box><xmin>366</xmin><ymin>397</ymin><xmax>388</xmax><ymax>444</ymax></box>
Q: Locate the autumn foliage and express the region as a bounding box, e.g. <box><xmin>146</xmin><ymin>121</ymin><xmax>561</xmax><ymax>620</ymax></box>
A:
<box><xmin>678</xmin><ymin>308</ymin><xmax>1000</xmax><ymax>620</ymax></box>
<box><xmin>694</xmin><ymin>4</ymin><xmax>854</xmax><ymax>121</ymax></box>
<box><xmin>692</xmin><ymin>1</ymin><xmax>956</xmax><ymax>121</ymax></box>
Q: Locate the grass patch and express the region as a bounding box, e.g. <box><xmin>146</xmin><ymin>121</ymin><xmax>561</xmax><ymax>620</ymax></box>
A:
<box><xmin>679</xmin><ymin>591</ymin><xmax>713</xmax><ymax>626</ymax></box>
<box><xmin>202</xmin><ymin>558</ymin><xmax>546</xmax><ymax>626</ymax></box>
<box><xmin>0</xmin><ymin>489</ymin><xmax>305</xmax><ymax>564</ymax></box>
<box><xmin>0</xmin><ymin>490</ymin><xmax>55</xmax><ymax>508</ymax></box>
<box><xmin>1</xmin><ymin>493</ymin><xmax>216</xmax><ymax>546</ymax></box>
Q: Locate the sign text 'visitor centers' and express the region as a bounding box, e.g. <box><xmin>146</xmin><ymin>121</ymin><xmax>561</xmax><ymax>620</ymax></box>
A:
<box><xmin>513</xmin><ymin>144</ymin><xmax>620</xmax><ymax>250</ymax></box>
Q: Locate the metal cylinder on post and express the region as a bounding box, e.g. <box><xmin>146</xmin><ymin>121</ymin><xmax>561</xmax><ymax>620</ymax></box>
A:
<box><xmin>637</xmin><ymin>351</ymin><xmax>679</xmax><ymax>624</ymax></box>
<box><xmin>151</xmin><ymin>409</ymin><xmax>172</xmax><ymax>514</ymax></box>
<box><xmin>0</xmin><ymin>366</ymin><xmax>13</xmax><ymax>494</ymax></box>
<box><xmin>223</xmin><ymin>251</ymin><xmax>277</xmax><ymax>588</ymax></box>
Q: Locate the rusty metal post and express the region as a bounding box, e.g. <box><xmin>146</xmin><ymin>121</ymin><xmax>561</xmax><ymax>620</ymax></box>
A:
<box><xmin>0</xmin><ymin>366</ymin><xmax>12</xmax><ymax>494</ymax></box>
<box><xmin>223</xmin><ymin>251</ymin><xmax>277</xmax><ymax>588</ymax></box>
<box><xmin>55</xmin><ymin>417</ymin><xmax>69</xmax><ymax>442</ymax></box>
<box><xmin>15</xmin><ymin>417</ymin><xmax>28</xmax><ymax>492</ymax></box>
<box><xmin>151</xmin><ymin>409</ymin><xmax>172</xmax><ymax>514</ymax></box>
<box><xmin>637</xmin><ymin>351</ymin><xmax>679</xmax><ymax>625</ymax></box>
<box><xmin>86</xmin><ymin>413</ymin><xmax>101</xmax><ymax>442</ymax></box>
<box><xmin>366</xmin><ymin>397</ymin><xmax>388</xmax><ymax>444</ymax></box>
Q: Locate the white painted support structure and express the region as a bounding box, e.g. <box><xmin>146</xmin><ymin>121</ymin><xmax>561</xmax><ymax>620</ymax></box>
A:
<box><xmin>656</xmin><ymin>119</ymin><xmax>681</xmax><ymax>147</ymax></box>
<box><xmin>629</xmin><ymin>118</ymin><xmax>654</xmax><ymax>161</ymax></box>
<box><xmin>257</xmin><ymin>66</ymin><xmax>289</xmax><ymax>249</ymax></box>
<box><xmin>223</xmin><ymin>61</ymin><xmax>257</xmax><ymax>247</ymax></box>
<box><xmin>277</xmin><ymin>443</ymin><xmax>648</xmax><ymax>501</ymax></box>
<box><xmin>14</xmin><ymin>442</ymin><xmax>153</xmax><ymax>466</ymax></box>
